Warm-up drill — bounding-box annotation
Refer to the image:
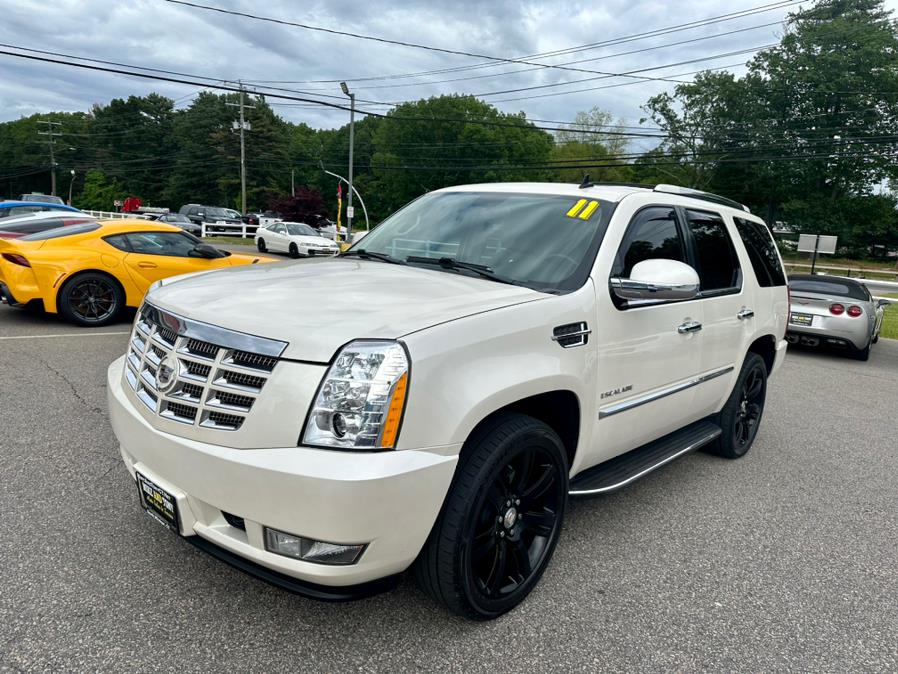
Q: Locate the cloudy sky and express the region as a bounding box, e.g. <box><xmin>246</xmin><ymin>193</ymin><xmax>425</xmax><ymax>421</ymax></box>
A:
<box><xmin>1</xmin><ymin>0</ymin><xmax>896</xmax><ymax>134</ymax></box>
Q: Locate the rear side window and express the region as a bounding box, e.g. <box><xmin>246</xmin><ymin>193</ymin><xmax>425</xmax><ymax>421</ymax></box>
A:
<box><xmin>103</xmin><ymin>234</ymin><xmax>131</xmax><ymax>251</ymax></box>
<box><xmin>734</xmin><ymin>217</ymin><xmax>786</xmax><ymax>287</ymax></box>
<box><xmin>684</xmin><ymin>210</ymin><xmax>741</xmax><ymax>292</ymax></box>
<box><xmin>612</xmin><ymin>206</ymin><xmax>684</xmax><ymax>278</ymax></box>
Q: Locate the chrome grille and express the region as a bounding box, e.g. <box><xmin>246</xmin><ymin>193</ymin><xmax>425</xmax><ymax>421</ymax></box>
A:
<box><xmin>124</xmin><ymin>304</ymin><xmax>285</xmax><ymax>432</ymax></box>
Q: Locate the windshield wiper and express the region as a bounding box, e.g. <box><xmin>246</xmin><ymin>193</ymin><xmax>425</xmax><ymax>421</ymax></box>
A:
<box><xmin>405</xmin><ymin>256</ymin><xmax>520</xmax><ymax>286</ymax></box>
<box><xmin>339</xmin><ymin>249</ymin><xmax>405</xmax><ymax>265</ymax></box>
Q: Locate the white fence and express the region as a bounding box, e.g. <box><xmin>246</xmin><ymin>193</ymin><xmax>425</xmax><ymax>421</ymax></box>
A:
<box><xmin>82</xmin><ymin>210</ymin><xmax>151</xmax><ymax>220</ymax></box>
<box><xmin>200</xmin><ymin>222</ymin><xmax>254</xmax><ymax>238</ymax></box>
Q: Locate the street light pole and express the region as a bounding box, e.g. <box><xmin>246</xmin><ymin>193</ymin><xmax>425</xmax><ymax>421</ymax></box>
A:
<box><xmin>67</xmin><ymin>169</ymin><xmax>76</xmax><ymax>206</ymax></box>
<box><xmin>340</xmin><ymin>81</ymin><xmax>355</xmax><ymax>242</ymax></box>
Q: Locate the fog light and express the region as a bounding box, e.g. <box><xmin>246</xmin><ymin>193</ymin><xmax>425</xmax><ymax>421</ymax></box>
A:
<box><xmin>264</xmin><ymin>527</ymin><xmax>366</xmax><ymax>565</ymax></box>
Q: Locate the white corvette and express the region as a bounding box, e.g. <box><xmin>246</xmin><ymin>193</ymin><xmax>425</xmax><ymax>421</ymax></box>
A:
<box><xmin>254</xmin><ymin>221</ymin><xmax>340</xmax><ymax>258</ymax></box>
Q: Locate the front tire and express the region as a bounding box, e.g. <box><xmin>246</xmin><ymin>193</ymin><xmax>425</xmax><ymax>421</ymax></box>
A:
<box><xmin>415</xmin><ymin>413</ymin><xmax>568</xmax><ymax>620</ymax></box>
<box><xmin>257</xmin><ymin>238</ymin><xmax>267</xmax><ymax>253</ymax></box>
<box><xmin>57</xmin><ymin>272</ymin><xmax>124</xmax><ymax>327</ymax></box>
<box><xmin>709</xmin><ymin>352</ymin><xmax>767</xmax><ymax>459</ymax></box>
<box><xmin>289</xmin><ymin>243</ymin><xmax>299</xmax><ymax>258</ymax></box>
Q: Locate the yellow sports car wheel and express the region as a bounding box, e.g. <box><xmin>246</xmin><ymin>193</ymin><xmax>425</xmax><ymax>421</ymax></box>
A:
<box><xmin>58</xmin><ymin>272</ymin><xmax>125</xmax><ymax>327</ymax></box>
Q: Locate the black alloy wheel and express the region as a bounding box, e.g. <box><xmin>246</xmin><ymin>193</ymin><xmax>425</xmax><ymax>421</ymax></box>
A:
<box><xmin>257</xmin><ymin>238</ymin><xmax>267</xmax><ymax>253</ymax></box>
<box><xmin>709</xmin><ymin>352</ymin><xmax>767</xmax><ymax>459</ymax></box>
<box><xmin>58</xmin><ymin>272</ymin><xmax>124</xmax><ymax>327</ymax></box>
<box><xmin>415</xmin><ymin>413</ymin><xmax>568</xmax><ymax>619</ymax></box>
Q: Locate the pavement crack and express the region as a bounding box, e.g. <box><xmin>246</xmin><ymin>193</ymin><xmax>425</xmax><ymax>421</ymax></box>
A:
<box><xmin>36</xmin><ymin>355</ymin><xmax>104</xmax><ymax>415</ymax></box>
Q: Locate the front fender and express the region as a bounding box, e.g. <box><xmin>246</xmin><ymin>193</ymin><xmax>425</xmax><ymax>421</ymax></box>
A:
<box><xmin>397</xmin><ymin>282</ymin><xmax>597</xmax><ymax>456</ymax></box>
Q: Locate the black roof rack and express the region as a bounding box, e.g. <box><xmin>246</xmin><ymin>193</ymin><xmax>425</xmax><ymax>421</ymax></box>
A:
<box><xmin>653</xmin><ymin>184</ymin><xmax>750</xmax><ymax>213</ymax></box>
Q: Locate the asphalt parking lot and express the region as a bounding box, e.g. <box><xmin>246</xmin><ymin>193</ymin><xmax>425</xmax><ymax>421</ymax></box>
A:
<box><xmin>1</xmin><ymin>305</ymin><xmax>896</xmax><ymax>672</ymax></box>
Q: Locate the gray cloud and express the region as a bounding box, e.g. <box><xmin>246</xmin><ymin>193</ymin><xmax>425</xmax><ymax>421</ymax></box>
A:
<box><xmin>2</xmin><ymin>0</ymin><xmax>896</xmax><ymax>138</ymax></box>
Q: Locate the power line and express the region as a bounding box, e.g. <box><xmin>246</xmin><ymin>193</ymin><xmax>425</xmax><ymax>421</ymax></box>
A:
<box><xmin>163</xmin><ymin>0</ymin><xmax>787</xmax><ymax>88</ymax></box>
<box><xmin>243</xmin><ymin>0</ymin><xmax>801</xmax><ymax>84</ymax></box>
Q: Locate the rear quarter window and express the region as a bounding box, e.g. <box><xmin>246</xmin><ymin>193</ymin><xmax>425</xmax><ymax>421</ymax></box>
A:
<box><xmin>734</xmin><ymin>217</ymin><xmax>786</xmax><ymax>287</ymax></box>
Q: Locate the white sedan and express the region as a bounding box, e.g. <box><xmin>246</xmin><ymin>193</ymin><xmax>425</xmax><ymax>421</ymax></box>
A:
<box><xmin>254</xmin><ymin>222</ymin><xmax>341</xmax><ymax>258</ymax></box>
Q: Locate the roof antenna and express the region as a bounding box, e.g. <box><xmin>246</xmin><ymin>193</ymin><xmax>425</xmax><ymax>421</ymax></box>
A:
<box><xmin>579</xmin><ymin>174</ymin><xmax>593</xmax><ymax>189</ymax></box>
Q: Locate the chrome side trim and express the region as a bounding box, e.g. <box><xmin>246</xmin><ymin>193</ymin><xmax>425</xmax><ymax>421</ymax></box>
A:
<box><xmin>568</xmin><ymin>427</ymin><xmax>722</xmax><ymax>496</ymax></box>
<box><xmin>598</xmin><ymin>365</ymin><xmax>734</xmax><ymax>419</ymax></box>
<box><xmin>142</xmin><ymin>301</ymin><xmax>287</xmax><ymax>357</ymax></box>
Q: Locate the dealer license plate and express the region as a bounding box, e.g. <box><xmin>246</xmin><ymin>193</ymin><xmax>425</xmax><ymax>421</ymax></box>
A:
<box><xmin>136</xmin><ymin>472</ymin><xmax>180</xmax><ymax>533</ymax></box>
<box><xmin>789</xmin><ymin>312</ymin><xmax>814</xmax><ymax>326</ymax></box>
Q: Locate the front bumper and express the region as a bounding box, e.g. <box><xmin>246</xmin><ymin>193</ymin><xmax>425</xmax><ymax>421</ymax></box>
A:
<box><xmin>108</xmin><ymin>356</ymin><xmax>459</xmax><ymax>590</ymax></box>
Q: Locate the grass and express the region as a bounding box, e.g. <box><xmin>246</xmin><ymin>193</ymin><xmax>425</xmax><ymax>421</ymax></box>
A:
<box><xmin>202</xmin><ymin>235</ymin><xmax>257</xmax><ymax>246</ymax></box>
<box><xmin>880</xmin><ymin>294</ymin><xmax>898</xmax><ymax>341</ymax></box>
<box><xmin>779</xmin><ymin>252</ymin><xmax>898</xmax><ymax>281</ymax></box>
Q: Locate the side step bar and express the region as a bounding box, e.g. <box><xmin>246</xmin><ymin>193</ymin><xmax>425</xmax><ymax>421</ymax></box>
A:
<box><xmin>569</xmin><ymin>420</ymin><xmax>721</xmax><ymax>496</ymax></box>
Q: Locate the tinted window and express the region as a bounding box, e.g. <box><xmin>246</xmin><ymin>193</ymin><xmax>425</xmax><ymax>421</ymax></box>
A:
<box><xmin>21</xmin><ymin>223</ymin><xmax>101</xmax><ymax>240</ymax></box>
<box><xmin>124</xmin><ymin>231</ymin><xmax>200</xmax><ymax>257</ymax></box>
<box><xmin>734</xmin><ymin>217</ymin><xmax>786</xmax><ymax>287</ymax></box>
<box><xmin>789</xmin><ymin>278</ymin><xmax>868</xmax><ymax>301</ymax></box>
<box><xmin>103</xmin><ymin>234</ymin><xmax>131</xmax><ymax>251</ymax></box>
<box><xmin>612</xmin><ymin>206</ymin><xmax>684</xmax><ymax>278</ymax></box>
<box><xmin>685</xmin><ymin>210</ymin><xmax>740</xmax><ymax>292</ymax></box>
<box><xmin>273</xmin><ymin>224</ymin><xmax>286</xmax><ymax>234</ymax></box>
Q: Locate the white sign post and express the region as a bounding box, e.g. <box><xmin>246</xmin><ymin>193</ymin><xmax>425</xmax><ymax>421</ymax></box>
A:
<box><xmin>797</xmin><ymin>234</ymin><xmax>837</xmax><ymax>273</ymax></box>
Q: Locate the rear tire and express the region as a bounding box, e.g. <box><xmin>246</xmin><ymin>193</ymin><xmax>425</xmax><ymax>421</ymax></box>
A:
<box><xmin>414</xmin><ymin>413</ymin><xmax>568</xmax><ymax>620</ymax></box>
<box><xmin>709</xmin><ymin>352</ymin><xmax>767</xmax><ymax>459</ymax></box>
<box><xmin>58</xmin><ymin>272</ymin><xmax>124</xmax><ymax>327</ymax></box>
<box><xmin>257</xmin><ymin>238</ymin><xmax>267</xmax><ymax>253</ymax></box>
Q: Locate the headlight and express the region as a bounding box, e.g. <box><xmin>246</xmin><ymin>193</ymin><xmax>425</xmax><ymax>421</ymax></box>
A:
<box><xmin>302</xmin><ymin>340</ymin><xmax>409</xmax><ymax>450</ymax></box>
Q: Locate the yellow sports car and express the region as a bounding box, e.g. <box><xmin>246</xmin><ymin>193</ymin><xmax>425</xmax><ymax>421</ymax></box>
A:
<box><xmin>0</xmin><ymin>220</ymin><xmax>271</xmax><ymax>326</ymax></box>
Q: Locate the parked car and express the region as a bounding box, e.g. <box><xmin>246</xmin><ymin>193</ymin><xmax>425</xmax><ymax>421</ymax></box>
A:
<box><xmin>0</xmin><ymin>220</ymin><xmax>272</xmax><ymax>327</ymax></box>
<box><xmin>151</xmin><ymin>212</ymin><xmax>203</xmax><ymax>236</ymax></box>
<box><xmin>0</xmin><ymin>210</ymin><xmax>97</xmax><ymax>239</ymax></box>
<box><xmin>244</xmin><ymin>211</ymin><xmax>282</xmax><ymax>229</ymax></box>
<box><xmin>178</xmin><ymin>204</ymin><xmax>245</xmax><ymax>234</ymax></box>
<box><xmin>786</xmin><ymin>274</ymin><xmax>886</xmax><ymax>360</ymax></box>
<box><xmin>0</xmin><ymin>200</ymin><xmax>81</xmax><ymax>222</ymax></box>
<box><xmin>254</xmin><ymin>221</ymin><xmax>341</xmax><ymax>257</ymax></box>
<box><xmin>19</xmin><ymin>192</ymin><xmax>65</xmax><ymax>205</ymax></box>
<box><xmin>106</xmin><ymin>182</ymin><xmax>788</xmax><ymax>619</ymax></box>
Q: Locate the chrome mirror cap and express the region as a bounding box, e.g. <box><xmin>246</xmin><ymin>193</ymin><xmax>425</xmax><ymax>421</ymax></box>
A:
<box><xmin>610</xmin><ymin>259</ymin><xmax>700</xmax><ymax>302</ymax></box>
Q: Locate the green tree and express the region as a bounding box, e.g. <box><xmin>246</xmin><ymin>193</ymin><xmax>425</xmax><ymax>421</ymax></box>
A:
<box><xmin>76</xmin><ymin>170</ymin><xmax>126</xmax><ymax>210</ymax></box>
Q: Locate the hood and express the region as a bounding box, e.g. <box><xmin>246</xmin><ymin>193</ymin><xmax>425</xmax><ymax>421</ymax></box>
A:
<box><xmin>149</xmin><ymin>258</ymin><xmax>546</xmax><ymax>362</ymax></box>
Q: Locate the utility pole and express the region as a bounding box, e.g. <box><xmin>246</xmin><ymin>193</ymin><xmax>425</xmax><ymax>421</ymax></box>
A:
<box><xmin>291</xmin><ymin>168</ymin><xmax>295</xmax><ymax>197</ymax></box>
<box><xmin>340</xmin><ymin>82</ymin><xmax>355</xmax><ymax>242</ymax></box>
<box><xmin>37</xmin><ymin>119</ymin><xmax>62</xmax><ymax>196</ymax></box>
<box><xmin>226</xmin><ymin>83</ymin><xmax>253</xmax><ymax>214</ymax></box>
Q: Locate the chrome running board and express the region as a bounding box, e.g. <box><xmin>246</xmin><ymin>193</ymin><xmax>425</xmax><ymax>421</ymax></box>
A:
<box><xmin>569</xmin><ymin>420</ymin><xmax>722</xmax><ymax>496</ymax></box>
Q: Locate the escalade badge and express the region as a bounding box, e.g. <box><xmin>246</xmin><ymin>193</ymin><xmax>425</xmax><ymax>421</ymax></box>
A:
<box><xmin>601</xmin><ymin>385</ymin><xmax>632</xmax><ymax>399</ymax></box>
<box><xmin>156</xmin><ymin>355</ymin><xmax>180</xmax><ymax>393</ymax></box>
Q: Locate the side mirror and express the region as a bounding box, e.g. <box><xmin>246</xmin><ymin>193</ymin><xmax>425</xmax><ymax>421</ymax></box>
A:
<box><xmin>877</xmin><ymin>298</ymin><xmax>891</xmax><ymax>308</ymax></box>
<box><xmin>610</xmin><ymin>259</ymin><xmax>700</xmax><ymax>302</ymax></box>
<box><xmin>189</xmin><ymin>243</ymin><xmax>223</xmax><ymax>259</ymax></box>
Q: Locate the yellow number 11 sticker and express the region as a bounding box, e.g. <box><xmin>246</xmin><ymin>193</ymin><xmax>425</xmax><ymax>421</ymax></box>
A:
<box><xmin>566</xmin><ymin>199</ymin><xmax>600</xmax><ymax>220</ymax></box>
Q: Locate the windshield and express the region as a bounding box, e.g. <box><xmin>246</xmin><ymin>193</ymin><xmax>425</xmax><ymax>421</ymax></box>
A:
<box><xmin>789</xmin><ymin>277</ymin><xmax>868</xmax><ymax>301</ymax></box>
<box><xmin>285</xmin><ymin>223</ymin><xmax>318</xmax><ymax>236</ymax></box>
<box><xmin>353</xmin><ymin>191</ymin><xmax>614</xmax><ymax>293</ymax></box>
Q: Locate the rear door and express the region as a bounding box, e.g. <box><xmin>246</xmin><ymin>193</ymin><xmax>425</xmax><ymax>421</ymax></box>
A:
<box><xmin>115</xmin><ymin>231</ymin><xmax>231</xmax><ymax>293</ymax></box>
<box><xmin>681</xmin><ymin>208</ymin><xmax>748</xmax><ymax>416</ymax></box>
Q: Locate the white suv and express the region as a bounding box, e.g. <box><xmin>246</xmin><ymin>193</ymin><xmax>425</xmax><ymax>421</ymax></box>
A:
<box><xmin>107</xmin><ymin>182</ymin><xmax>789</xmax><ymax>619</ymax></box>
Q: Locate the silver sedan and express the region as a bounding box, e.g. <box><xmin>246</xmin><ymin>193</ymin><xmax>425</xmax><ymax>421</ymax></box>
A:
<box><xmin>786</xmin><ymin>274</ymin><xmax>888</xmax><ymax>361</ymax></box>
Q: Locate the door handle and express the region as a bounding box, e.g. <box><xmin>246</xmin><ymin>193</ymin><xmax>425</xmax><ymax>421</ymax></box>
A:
<box><xmin>138</xmin><ymin>261</ymin><xmax>158</xmax><ymax>268</ymax></box>
<box><xmin>677</xmin><ymin>320</ymin><xmax>703</xmax><ymax>334</ymax></box>
<box><xmin>737</xmin><ymin>308</ymin><xmax>755</xmax><ymax>320</ymax></box>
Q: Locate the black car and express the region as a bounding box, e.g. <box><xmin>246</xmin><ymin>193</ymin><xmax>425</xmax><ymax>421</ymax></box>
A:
<box><xmin>178</xmin><ymin>204</ymin><xmax>248</xmax><ymax>234</ymax></box>
<box><xmin>154</xmin><ymin>212</ymin><xmax>203</xmax><ymax>236</ymax></box>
